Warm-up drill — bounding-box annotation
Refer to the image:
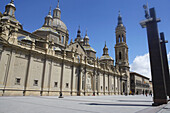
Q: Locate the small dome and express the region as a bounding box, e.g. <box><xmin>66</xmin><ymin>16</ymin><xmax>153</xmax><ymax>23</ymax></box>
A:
<box><xmin>7</xmin><ymin>2</ymin><xmax>15</xmax><ymax>8</ymax></box>
<box><xmin>100</xmin><ymin>55</ymin><xmax>113</xmax><ymax>61</ymax></box>
<box><xmin>80</xmin><ymin>38</ymin><xmax>84</xmax><ymax>42</ymax></box>
<box><xmin>84</xmin><ymin>35</ymin><xmax>89</xmax><ymax>39</ymax></box>
<box><xmin>53</xmin><ymin>18</ymin><xmax>67</xmax><ymax>31</ymax></box>
<box><xmin>46</xmin><ymin>15</ymin><xmax>52</xmax><ymax>18</ymax></box>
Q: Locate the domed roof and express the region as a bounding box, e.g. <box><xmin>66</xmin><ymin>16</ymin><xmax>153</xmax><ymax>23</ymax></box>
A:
<box><xmin>7</xmin><ymin>0</ymin><xmax>15</xmax><ymax>8</ymax></box>
<box><xmin>84</xmin><ymin>35</ymin><xmax>89</xmax><ymax>39</ymax></box>
<box><xmin>35</xmin><ymin>27</ymin><xmax>59</xmax><ymax>34</ymax></box>
<box><xmin>80</xmin><ymin>38</ymin><xmax>84</xmax><ymax>42</ymax></box>
<box><xmin>84</xmin><ymin>30</ymin><xmax>89</xmax><ymax>39</ymax></box>
<box><xmin>100</xmin><ymin>55</ymin><xmax>113</xmax><ymax>61</ymax></box>
<box><xmin>53</xmin><ymin>18</ymin><xmax>67</xmax><ymax>31</ymax></box>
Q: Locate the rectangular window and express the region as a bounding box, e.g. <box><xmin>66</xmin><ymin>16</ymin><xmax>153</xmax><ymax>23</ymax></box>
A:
<box><xmin>54</xmin><ymin>82</ymin><xmax>58</xmax><ymax>87</ymax></box>
<box><xmin>34</xmin><ymin>80</ymin><xmax>38</xmax><ymax>86</ymax></box>
<box><xmin>66</xmin><ymin>83</ymin><xmax>69</xmax><ymax>88</ymax></box>
<box><xmin>15</xmin><ymin>78</ymin><xmax>21</xmax><ymax>85</ymax></box>
<box><xmin>62</xmin><ymin>36</ymin><xmax>64</xmax><ymax>44</ymax></box>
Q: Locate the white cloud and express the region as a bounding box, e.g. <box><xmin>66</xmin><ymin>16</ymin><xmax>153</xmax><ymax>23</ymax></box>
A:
<box><xmin>168</xmin><ymin>52</ymin><xmax>170</xmax><ymax>71</ymax></box>
<box><xmin>130</xmin><ymin>53</ymin><xmax>151</xmax><ymax>80</ymax></box>
<box><xmin>130</xmin><ymin>52</ymin><xmax>170</xmax><ymax>80</ymax></box>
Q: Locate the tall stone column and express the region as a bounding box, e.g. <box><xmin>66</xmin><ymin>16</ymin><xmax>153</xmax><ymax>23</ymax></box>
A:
<box><xmin>140</xmin><ymin>8</ymin><xmax>167</xmax><ymax>105</ymax></box>
<box><xmin>160</xmin><ymin>32</ymin><xmax>170</xmax><ymax>97</ymax></box>
<box><xmin>103</xmin><ymin>73</ymin><xmax>105</xmax><ymax>95</ymax></box>
<box><xmin>93</xmin><ymin>70</ymin><xmax>96</xmax><ymax>95</ymax></box>
<box><xmin>120</xmin><ymin>77</ymin><xmax>122</xmax><ymax>94</ymax></box>
<box><xmin>114</xmin><ymin>75</ymin><xmax>116</xmax><ymax>95</ymax></box>
<box><xmin>117</xmin><ymin>76</ymin><xmax>120</xmax><ymax>94</ymax></box>
<box><xmin>108</xmin><ymin>75</ymin><xmax>110</xmax><ymax>95</ymax></box>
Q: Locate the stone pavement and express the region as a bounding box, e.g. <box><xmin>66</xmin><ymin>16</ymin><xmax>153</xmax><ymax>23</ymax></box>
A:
<box><xmin>0</xmin><ymin>95</ymin><xmax>169</xmax><ymax>113</ymax></box>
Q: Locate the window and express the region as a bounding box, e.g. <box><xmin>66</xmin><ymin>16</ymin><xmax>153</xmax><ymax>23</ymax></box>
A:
<box><xmin>101</xmin><ymin>86</ymin><xmax>103</xmax><ymax>90</ymax></box>
<box><xmin>77</xmin><ymin>56</ymin><xmax>80</xmax><ymax>63</ymax></box>
<box><xmin>62</xmin><ymin>36</ymin><xmax>64</xmax><ymax>44</ymax></box>
<box><xmin>119</xmin><ymin>52</ymin><xmax>122</xmax><ymax>60</ymax></box>
<box><xmin>66</xmin><ymin>83</ymin><xmax>69</xmax><ymax>88</ymax></box>
<box><xmin>106</xmin><ymin>87</ymin><xmax>107</xmax><ymax>90</ymax></box>
<box><xmin>54</xmin><ymin>82</ymin><xmax>58</xmax><ymax>87</ymax></box>
<box><xmin>9</xmin><ymin>9</ymin><xmax>13</xmax><ymax>16</ymax></box>
<box><xmin>122</xmin><ymin>34</ymin><xmax>124</xmax><ymax>42</ymax></box>
<box><xmin>15</xmin><ymin>78</ymin><xmax>21</xmax><ymax>85</ymax></box>
<box><xmin>118</xmin><ymin>35</ymin><xmax>121</xmax><ymax>43</ymax></box>
<box><xmin>76</xmin><ymin>45</ymin><xmax>79</xmax><ymax>48</ymax></box>
<box><xmin>34</xmin><ymin>80</ymin><xmax>38</xmax><ymax>86</ymax></box>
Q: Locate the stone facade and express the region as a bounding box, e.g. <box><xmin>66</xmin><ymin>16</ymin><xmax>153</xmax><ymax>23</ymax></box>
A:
<box><xmin>130</xmin><ymin>72</ymin><xmax>150</xmax><ymax>95</ymax></box>
<box><xmin>0</xmin><ymin>0</ymin><xmax>130</xmax><ymax>96</ymax></box>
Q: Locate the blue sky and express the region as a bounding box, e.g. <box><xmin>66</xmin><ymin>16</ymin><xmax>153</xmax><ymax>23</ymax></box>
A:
<box><xmin>0</xmin><ymin>0</ymin><xmax>170</xmax><ymax>79</ymax></box>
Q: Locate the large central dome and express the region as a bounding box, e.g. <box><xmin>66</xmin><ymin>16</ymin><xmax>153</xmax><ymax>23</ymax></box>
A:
<box><xmin>53</xmin><ymin>18</ymin><xmax>67</xmax><ymax>31</ymax></box>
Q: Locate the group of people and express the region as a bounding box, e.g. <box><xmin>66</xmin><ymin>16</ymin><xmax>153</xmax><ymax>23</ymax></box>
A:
<box><xmin>142</xmin><ymin>90</ymin><xmax>152</xmax><ymax>97</ymax></box>
<box><xmin>129</xmin><ymin>90</ymin><xmax>152</xmax><ymax>96</ymax></box>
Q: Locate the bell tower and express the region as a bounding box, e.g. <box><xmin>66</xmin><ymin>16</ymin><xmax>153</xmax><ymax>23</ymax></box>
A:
<box><xmin>115</xmin><ymin>11</ymin><xmax>129</xmax><ymax>71</ymax></box>
<box><xmin>115</xmin><ymin>11</ymin><xmax>130</xmax><ymax>95</ymax></box>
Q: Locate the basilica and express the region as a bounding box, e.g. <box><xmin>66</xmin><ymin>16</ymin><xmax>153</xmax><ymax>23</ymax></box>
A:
<box><xmin>0</xmin><ymin>0</ymin><xmax>130</xmax><ymax>96</ymax></box>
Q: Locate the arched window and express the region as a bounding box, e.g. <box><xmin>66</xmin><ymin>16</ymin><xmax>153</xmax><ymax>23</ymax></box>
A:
<box><xmin>77</xmin><ymin>55</ymin><xmax>80</xmax><ymax>63</ymax></box>
<box><xmin>118</xmin><ymin>35</ymin><xmax>121</xmax><ymax>43</ymax></box>
<box><xmin>119</xmin><ymin>52</ymin><xmax>122</xmax><ymax>60</ymax></box>
<box><xmin>122</xmin><ymin>34</ymin><xmax>124</xmax><ymax>42</ymax></box>
<box><xmin>9</xmin><ymin>9</ymin><xmax>13</xmax><ymax>16</ymax></box>
<box><xmin>47</xmin><ymin>20</ymin><xmax>49</xmax><ymax>26</ymax></box>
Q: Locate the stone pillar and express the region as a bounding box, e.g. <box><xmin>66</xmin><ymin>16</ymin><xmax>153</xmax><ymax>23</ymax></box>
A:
<box><xmin>59</xmin><ymin>51</ymin><xmax>66</xmax><ymax>97</ymax></box>
<box><xmin>141</xmin><ymin>8</ymin><xmax>167</xmax><ymax>105</ymax></box>
<box><xmin>103</xmin><ymin>73</ymin><xmax>105</xmax><ymax>95</ymax></box>
<box><xmin>120</xmin><ymin>77</ymin><xmax>122</xmax><ymax>94</ymax></box>
<box><xmin>93</xmin><ymin>70</ymin><xmax>96</xmax><ymax>95</ymax></box>
<box><xmin>114</xmin><ymin>76</ymin><xmax>116</xmax><ymax>95</ymax></box>
<box><xmin>160</xmin><ymin>33</ymin><xmax>170</xmax><ymax>97</ymax></box>
<box><xmin>77</xmin><ymin>66</ymin><xmax>82</xmax><ymax>96</ymax></box>
<box><xmin>2</xmin><ymin>50</ymin><xmax>13</xmax><ymax>96</ymax></box>
<box><xmin>82</xmin><ymin>67</ymin><xmax>86</xmax><ymax>96</ymax></box>
<box><xmin>71</xmin><ymin>64</ymin><xmax>74</xmax><ymax>96</ymax></box>
<box><xmin>47</xmin><ymin>61</ymin><xmax>52</xmax><ymax>95</ymax></box>
<box><xmin>117</xmin><ymin>76</ymin><xmax>119</xmax><ymax>94</ymax></box>
<box><xmin>108</xmin><ymin>75</ymin><xmax>110</xmax><ymax>95</ymax></box>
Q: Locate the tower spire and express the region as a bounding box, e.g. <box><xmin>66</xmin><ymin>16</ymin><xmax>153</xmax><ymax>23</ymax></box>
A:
<box><xmin>85</xmin><ymin>29</ymin><xmax>87</xmax><ymax>36</ymax></box>
<box><xmin>57</xmin><ymin>0</ymin><xmax>59</xmax><ymax>8</ymax></box>
<box><xmin>48</xmin><ymin>6</ymin><xmax>52</xmax><ymax>15</ymax></box>
<box><xmin>10</xmin><ymin>0</ymin><xmax>14</xmax><ymax>3</ymax></box>
<box><xmin>103</xmin><ymin>41</ymin><xmax>108</xmax><ymax>55</ymax></box>
<box><xmin>118</xmin><ymin>11</ymin><xmax>123</xmax><ymax>25</ymax></box>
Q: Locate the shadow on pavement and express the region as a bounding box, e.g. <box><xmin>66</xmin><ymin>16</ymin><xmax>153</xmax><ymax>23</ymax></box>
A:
<box><xmin>82</xmin><ymin>103</ymin><xmax>152</xmax><ymax>107</ymax></box>
<box><xmin>118</xmin><ymin>100</ymin><xmax>152</xmax><ymax>102</ymax></box>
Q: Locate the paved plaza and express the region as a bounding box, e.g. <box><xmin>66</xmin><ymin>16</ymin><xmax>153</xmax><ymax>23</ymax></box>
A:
<box><xmin>0</xmin><ymin>95</ymin><xmax>170</xmax><ymax>113</ymax></box>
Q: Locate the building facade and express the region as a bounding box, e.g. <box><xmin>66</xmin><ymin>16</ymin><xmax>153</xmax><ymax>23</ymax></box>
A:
<box><xmin>0</xmin><ymin>0</ymin><xmax>130</xmax><ymax>96</ymax></box>
<box><xmin>130</xmin><ymin>72</ymin><xmax>150</xmax><ymax>95</ymax></box>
